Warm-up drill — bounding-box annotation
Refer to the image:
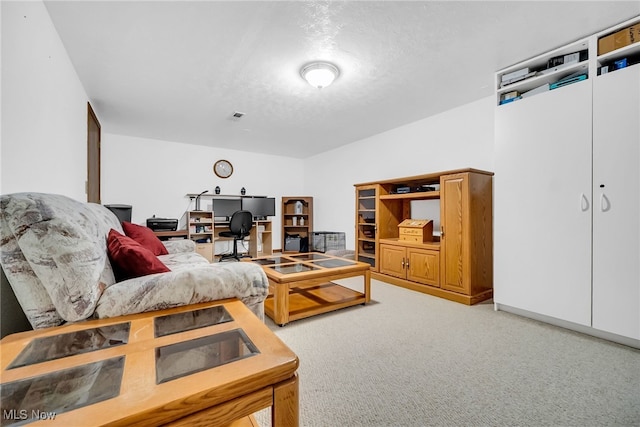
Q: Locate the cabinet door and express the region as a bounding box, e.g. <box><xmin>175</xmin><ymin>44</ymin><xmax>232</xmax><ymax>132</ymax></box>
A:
<box><xmin>379</xmin><ymin>244</ymin><xmax>406</xmax><ymax>279</ymax></box>
<box><xmin>494</xmin><ymin>81</ymin><xmax>592</xmax><ymax>325</ymax></box>
<box><xmin>355</xmin><ymin>186</ymin><xmax>378</xmax><ymax>270</ymax></box>
<box><xmin>195</xmin><ymin>243</ymin><xmax>213</xmax><ymax>263</ymax></box>
<box><xmin>592</xmin><ymin>65</ymin><xmax>640</xmax><ymax>339</ymax></box>
<box><xmin>407</xmin><ymin>248</ymin><xmax>440</xmax><ymax>287</ymax></box>
<box><xmin>440</xmin><ymin>173</ymin><xmax>469</xmax><ymax>294</ymax></box>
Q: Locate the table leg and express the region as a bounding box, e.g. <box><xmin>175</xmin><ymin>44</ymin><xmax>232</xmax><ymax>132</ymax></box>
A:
<box><xmin>364</xmin><ymin>269</ymin><xmax>371</xmax><ymax>303</ymax></box>
<box><xmin>272</xmin><ymin>373</ymin><xmax>298</xmax><ymax>427</ymax></box>
<box><xmin>272</xmin><ymin>282</ymin><xmax>290</xmax><ymax>326</ymax></box>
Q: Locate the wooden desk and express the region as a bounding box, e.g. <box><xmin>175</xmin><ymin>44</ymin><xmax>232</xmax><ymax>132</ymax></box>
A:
<box><xmin>0</xmin><ymin>299</ymin><xmax>299</xmax><ymax>426</ymax></box>
<box><xmin>215</xmin><ymin>220</ymin><xmax>273</xmax><ymax>259</ymax></box>
<box><xmin>153</xmin><ymin>229</ymin><xmax>188</xmax><ymax>240</ymax></box>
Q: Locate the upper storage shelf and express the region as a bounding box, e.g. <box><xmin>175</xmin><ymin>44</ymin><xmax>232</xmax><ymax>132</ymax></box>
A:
<box><xmin>596</xmin><ymin>17</ymin><xmax>640</xmax><ymax>71</ymax></box>
<box><xmin>496</xmin><ymin>39</ymin><xmax>589</xmax><ymax>105</ymax></box>
<box><xmin>496</xmin><ymin>15</ymin><xmax>640</xmax><ymax>106</ymax></box>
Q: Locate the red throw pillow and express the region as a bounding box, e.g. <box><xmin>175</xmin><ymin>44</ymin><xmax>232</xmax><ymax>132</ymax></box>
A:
<box><xmin>107</xmin><ymin>229</ymin><xmax>170</xmax><ymax>281</ymax></box>
<box><xmin>122</xmin><ymin>221</ymin><xmax>168</xmax><ymax>256</ymax></box>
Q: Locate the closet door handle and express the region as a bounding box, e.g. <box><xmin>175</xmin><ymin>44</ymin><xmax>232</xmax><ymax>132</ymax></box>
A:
<box><xmin>401</xmin><ymin>258</ymin><xmax>405</xmax><ymax>269</ymax></box>
<box><xmin>600</xmin><ymin>193</ymin><xmax>611</xmax><ymax>212</ymax></box>
<box><xmin>580</xmin><ymin>193</ymin><xmax>590</xmax><ymax>212</ymax></box>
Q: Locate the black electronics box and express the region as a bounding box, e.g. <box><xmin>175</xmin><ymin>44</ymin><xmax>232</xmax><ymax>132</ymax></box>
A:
<box><xmin>146</xmin><ymin>217</ymin><xmax>178</xmax><ymax>231</ymax></box>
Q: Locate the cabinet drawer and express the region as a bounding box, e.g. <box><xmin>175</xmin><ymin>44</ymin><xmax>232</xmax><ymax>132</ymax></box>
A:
<box><xmin>399</xmin><ymin>234</ymin><xmax>423</xmax><ymax>243</ymax></box>
<box><xmin>195</xmin><ymin>243</ymin><xmax>213</xmax><ymax>262</ymax></box>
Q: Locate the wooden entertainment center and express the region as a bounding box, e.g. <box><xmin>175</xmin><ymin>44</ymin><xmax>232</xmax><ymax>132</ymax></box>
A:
<box><xmin>355</xmin><ymin>168</ymin><xmax>493</xmax><ymax>305</ymax></box>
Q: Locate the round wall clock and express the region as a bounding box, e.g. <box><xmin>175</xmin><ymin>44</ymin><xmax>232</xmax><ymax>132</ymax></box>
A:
<box><xmin>213</xmin><ymin>159</ymin><xmax>233</xmax><ymax>178</ymax></box>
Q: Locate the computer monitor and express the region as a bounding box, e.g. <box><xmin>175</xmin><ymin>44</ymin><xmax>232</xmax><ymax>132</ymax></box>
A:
<box><xmin>241</xmin><ymin>197</ymin><xmax>275</xmax><ymax>220</ymax></box>
<box><xmin>211</xmin><ymin>198</ymin><xmax>241</xmax><ymax>221</ymax></box>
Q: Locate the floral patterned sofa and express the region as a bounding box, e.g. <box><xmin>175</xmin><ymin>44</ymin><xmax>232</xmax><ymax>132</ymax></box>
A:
<box><xmin>0</xmin><ymin>193</ymin><xmax>269</xmax><ymax>330</ymax></box>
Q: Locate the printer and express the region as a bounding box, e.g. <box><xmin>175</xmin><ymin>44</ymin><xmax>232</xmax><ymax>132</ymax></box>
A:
<box><xmin>146</xmin><ymin>216</ymin><xmax>178</xmax><ymax>231</ymax></box>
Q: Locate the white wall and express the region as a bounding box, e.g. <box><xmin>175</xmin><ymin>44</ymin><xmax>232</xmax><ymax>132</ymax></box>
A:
<box><xmin>0</xmin><ymin>0</ymin><xmax>496</xmax><ymax>256</ymax></box>
<box><xmin>1</xmin><ymin>1</ymin><xmax>88</xmax><ymax>199</ymax></box>
<box><xmin>102</xmin><ymin>133</ymin><xmax>305</xmax><ymax>250</ymax></box>
<box><xmin>303</xmin><ymin>96</ymin><xmax>495</xmax><ymax>249</ymax></box>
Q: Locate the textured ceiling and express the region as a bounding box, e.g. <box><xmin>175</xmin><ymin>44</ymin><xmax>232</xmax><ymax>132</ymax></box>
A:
<box><xmin>44</xmin><ymin>1</ymin><xmax>640</xmax><ymax>158</ymax></box>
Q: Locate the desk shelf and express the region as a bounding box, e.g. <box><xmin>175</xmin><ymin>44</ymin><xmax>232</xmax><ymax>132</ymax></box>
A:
<box><xmin>188</xmin><ymin>211</ymin><xmax>214</xmax><ymax>262</ymax></box>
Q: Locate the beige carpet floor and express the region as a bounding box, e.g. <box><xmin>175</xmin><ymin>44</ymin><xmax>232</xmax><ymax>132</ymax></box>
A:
<box><xmin>255</xmin><ymin>278</ymin><xmax>640</xmax><ymax>427</ymax></box>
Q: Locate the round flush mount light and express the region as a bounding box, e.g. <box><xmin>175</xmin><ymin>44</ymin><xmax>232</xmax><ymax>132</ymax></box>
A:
<box><xmin>300</xmin><ymin>62</ymin><xmax>340</xmax><ymax>89</ymax></box>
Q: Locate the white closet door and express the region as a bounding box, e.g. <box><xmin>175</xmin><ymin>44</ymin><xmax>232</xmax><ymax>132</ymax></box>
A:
<box><xmin>494</xmin><ymin>81</ymin><xmax>592</xmax><ymax>325</ymax></box>
<box><xmin>592</xmin><ymin>64</ymin><xmax>640</xmax><ymax>339</ymax></box>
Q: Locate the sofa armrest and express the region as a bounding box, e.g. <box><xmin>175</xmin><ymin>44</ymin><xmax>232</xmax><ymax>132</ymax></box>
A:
<box><xmin>162</xmin><ymin>239</ymin><xmax>195</xmax><ymax>254</ymax></box>
<box><xmin>95</xmin><ymin>262</ymin><xmax>269</xmax><ymax>321</ymax></box>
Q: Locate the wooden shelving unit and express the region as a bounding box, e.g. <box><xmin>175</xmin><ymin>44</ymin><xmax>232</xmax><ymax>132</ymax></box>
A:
<box><xmin>281</xmin><ymin>197</ymin><xmax>313</xmax><ymax>253</ymax></box>
<box><xmin>354</xmin><ymin>168</ymin><xmax>494</xmax><ymax>305</ymax></box>
<box><xmin>355</xmin><ymin>185</ymin><xmax>378</xmax><ymax>268</ymax></box>
<box><xmin>249</xmin><ymin>220</ymin><xmax>273</xmax><ymax>258</ymax></box>
<box><xmin>187</xmin><ymin>210</ymin><xmax>214</xmax><ymax>262</ymax></box>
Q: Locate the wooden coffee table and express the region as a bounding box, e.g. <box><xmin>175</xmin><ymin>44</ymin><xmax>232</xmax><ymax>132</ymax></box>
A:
<box><xmin>253</xmin><ymin>253</ymin><xmax>371</xmax><ymax>326</ymax></box>
<box><xmin>0</xmin><ymin>299</ymin><xmax>298</xmax><ymax>426</ymax></box>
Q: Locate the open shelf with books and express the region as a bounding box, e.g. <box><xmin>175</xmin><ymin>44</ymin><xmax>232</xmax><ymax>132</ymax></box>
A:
<box><xmin>187</xmin><ymin>210</ymin><xmax>214</xmax><ymax>262</ymax></box>
<box><xmin>281</xmin><ymin>197</ymin><xmax>313</xmax><ymax>253</ymax></box>
<box><xmin>596</xmin><ymin>16</ymin><xmax>640</xmax><ymax>75</ymax></box>
<box><xmin>497</xmin><ymin>16</ymin><xmax>640</xmax><ymax>106</ymax></box>
<box><xmin>496</xmin><ymin>39</ymin><xmax>589</xmax><ymax>106</ymax></box>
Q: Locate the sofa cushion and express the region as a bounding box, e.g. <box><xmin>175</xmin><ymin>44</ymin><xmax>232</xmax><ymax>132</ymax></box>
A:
<box><xmin>96</xmin><ymin>261</ymin><xmax>269</xmax><ymax>321</ymax></box>
<box><xmin>107</xmin><ymin>229</ymin><xmax>170</xmax><ymax>281</ymax></box>
<box><xmin>122</xmin><ymin>221</ymin><xmax>168</xmax><ymax>256</ymax></box>
<box><xmin>162</xmin><ymin>239</ymin><xmax>196</xmax><ymax>254</ymax></box>
<box><xmin>0</xmin><ymin>193</ymin><xmax>115</xmax><ymax>322</ymax></box>
<box><xmin>157</xmin><ymin>251</ymin><xmax>209</xmax><ymax>271</ymax></box>
<box><xmin>85</xmin><ymin>203</ymin><xmax>122</xmax><ymax>290</ymax></box>
<box><xmin>0</xmin><ymin>210</ymin><xmax>64</xmax><ymax>329</ymax></box>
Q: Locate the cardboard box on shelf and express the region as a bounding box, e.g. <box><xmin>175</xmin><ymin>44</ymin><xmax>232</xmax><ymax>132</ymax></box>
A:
<box><xmin>598</xmin><ymin>25</ymin><xmax>640</xmax><ymax>55</ymax></box>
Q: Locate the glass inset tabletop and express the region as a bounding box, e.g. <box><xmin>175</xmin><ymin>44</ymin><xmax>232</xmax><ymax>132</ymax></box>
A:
<box><xmin>8</xmin><ymin>323</ymin><xmax>130</xmax><ymax>369</ymax></box>
<box><xmin>311</xmin><ymin>258</ymin><xmax>356</xmax><ymax>268</ymax></box>
<box><xmin>0</xmin><ymin>356</ymin><xmax>124</xmax><ymax>425</ymax></box>
<box><xmin>155</xmin><ymin>328</ymin><xmax>259</xmax><ymax>384</ymax></box>
<box><xmin>252</xmin><ymin>256</ymin><xmax>286</xmax><ymax>265</ymax></box>
<box><xmin>267</xmin><ymin>263</ymin><xmax>322</xmax><ymax>274</ymax></box>
<box><xmin>155</xmin><ymin>306</ymin><xmax>233</xmax><ymax>338</ymax></box>
<box><xmin>289</xmin><ymin>253</ymin><xmax>329</xmax><ymax>261</ymax></box>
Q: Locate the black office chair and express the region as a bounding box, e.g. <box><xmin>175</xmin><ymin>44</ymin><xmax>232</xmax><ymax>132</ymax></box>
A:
<box><xmin>218</xmin><ymin>210</ymin><xmax>253</xmax><ymax>261</ymax></box>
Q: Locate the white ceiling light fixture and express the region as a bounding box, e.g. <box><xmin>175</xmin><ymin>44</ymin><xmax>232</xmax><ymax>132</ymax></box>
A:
<box><xmin>300</xmin><ymin>62</ymin><xmax>340</xmax><ymax>89</ymax></box>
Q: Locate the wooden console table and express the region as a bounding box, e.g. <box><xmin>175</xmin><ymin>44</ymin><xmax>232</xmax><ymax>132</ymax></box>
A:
<box><xmin>0</xmin><ymin>299</ymin><xmax>299</xmax><ymax>426</ymax></box>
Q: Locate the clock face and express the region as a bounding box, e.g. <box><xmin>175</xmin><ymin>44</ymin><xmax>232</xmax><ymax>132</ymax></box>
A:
<box><xmin>213</xmin><ymin>160</ymin><xmax>233</xmax><ymax>178</ymax></box>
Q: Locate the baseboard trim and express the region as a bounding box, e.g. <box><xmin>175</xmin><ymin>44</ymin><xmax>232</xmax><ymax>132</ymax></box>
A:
<box><xmin>372</xmin><ymin>272</ymin><xmax>492</xmax><ymax>305</ymax></box>
<box><xmin>494</xmin><ymin>303</ymin><xmax>640</xmax><ymax>349</ymax></box>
